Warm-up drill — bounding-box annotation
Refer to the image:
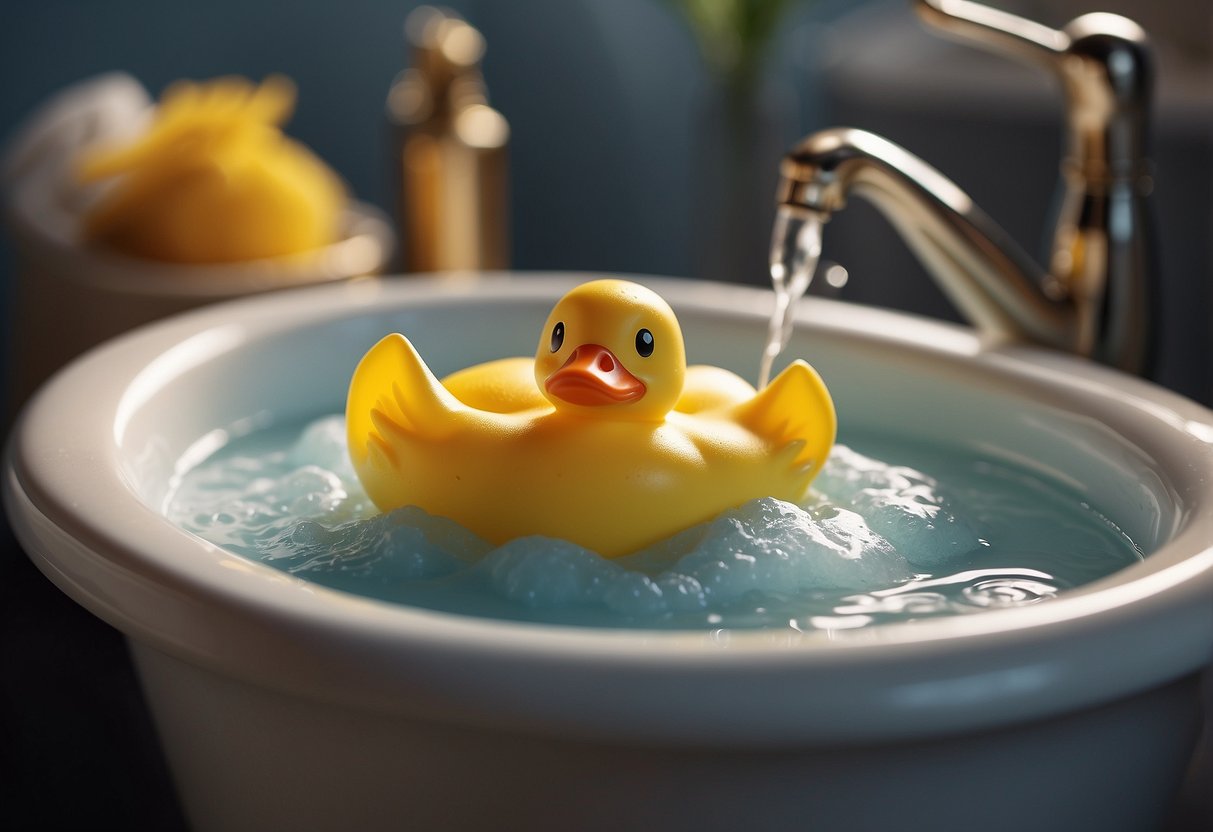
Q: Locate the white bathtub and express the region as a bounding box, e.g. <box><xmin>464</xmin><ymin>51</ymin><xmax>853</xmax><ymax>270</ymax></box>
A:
<box><xmin>6</xmin><ymin>274</ymin><xmax>1213</xmax><ymax>832</ymax></box>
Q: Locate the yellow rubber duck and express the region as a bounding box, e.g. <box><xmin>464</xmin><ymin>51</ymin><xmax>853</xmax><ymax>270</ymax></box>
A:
<box><xmin>347</xmin><ymin>279</ymin><xmax>836</xmax><ymax>557</ymax></box>
<box><xmin>76</xmin><ymin>75</ymin><xmax>345</xmax><ymax>263</ymax></box>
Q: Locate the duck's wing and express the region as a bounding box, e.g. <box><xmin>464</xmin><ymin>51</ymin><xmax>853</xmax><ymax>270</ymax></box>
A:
<box><xmin>442</xmin><ymin>357</ymin><xmax>548</xmax><ymax>414</ymax></box>
<box><xmin>346</xmin><ymin>333</ymin><xmax>464</xmax><ymax>467</ymax></box>
<box><xmin>736</xmin><ymin>359</ymin><xmax>836</xmax><ymax>478</ymax></box>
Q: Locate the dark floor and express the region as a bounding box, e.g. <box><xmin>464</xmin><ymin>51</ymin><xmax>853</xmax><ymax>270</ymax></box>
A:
<box><xmin>3</xmin><ymin>509</ymin><xmax>1211</xmax><ymax>832</ymax></box>
<box><xmin>1</xmin><ymin>516</ymin><xmax>188</xmax><ymax>831</ymax></box>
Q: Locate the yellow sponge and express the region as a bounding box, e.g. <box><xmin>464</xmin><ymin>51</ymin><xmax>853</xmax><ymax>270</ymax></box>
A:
<box><xmin>77</xmin><ymin>75</ymin><xmax>345</xmax><ymax>263</ymax></box>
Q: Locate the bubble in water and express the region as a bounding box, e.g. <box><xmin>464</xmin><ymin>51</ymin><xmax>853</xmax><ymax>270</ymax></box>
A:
<box><xmin>268</xmin><ymin>506</ymin><xmax>485</xmax><ymax>582</ymax></box>
<box><xmin>651</xmin><ymin>573</ymin><xmax>707</xmax><ymax>613</ymax></box>
<box><xmin>649</xmin><ymin>497</ymin><xmax>913</xmax><ymax>600</ymax></box>
<box><xmin>481</xmin><ymin>537</ymin><xmax>619</xmax><ymax>607</ymax></box>
<box><xmin>288</xmin><ymin>416</ymin><xmax>359</xmax><ymax>481</ymax></box>
<box><xmin>601</xmin><ymin>572</ymin><xmax>667</xmax><ymax>618</ymax></box>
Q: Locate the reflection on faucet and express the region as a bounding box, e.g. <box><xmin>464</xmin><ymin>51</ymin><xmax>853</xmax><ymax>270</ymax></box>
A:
<box><xmin>773</xmin><ymin>0</ymin><xmax>1156</xmax><ymax>376</ymax></box>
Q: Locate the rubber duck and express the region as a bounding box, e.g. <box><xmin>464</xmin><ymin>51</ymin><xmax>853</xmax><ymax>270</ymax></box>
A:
<box><xmin>346</xmin><ymin>279</ymin><xmax>836</xmax><ymax>557</ymax></box>
<box><xmin>76</xmin><ymin>75</ymin><xmax>345</xmax><ymax>263</ymax></box>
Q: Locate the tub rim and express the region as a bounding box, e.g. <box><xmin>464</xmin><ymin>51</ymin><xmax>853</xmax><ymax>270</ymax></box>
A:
<box><xmin>7</xmin><ymin>272</ymin><xmax>1213</xmax><ymax>747</ymax></box>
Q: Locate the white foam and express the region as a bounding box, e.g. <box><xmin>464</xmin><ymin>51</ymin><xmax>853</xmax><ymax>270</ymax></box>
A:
<box><xmin>172</xmin><ymin>420</ymin><xmax>989</xmax><ymax>621</ymax></box>
<box><xmin>813</xmin><ymin>445</ymin><xmax>979</xmax><ymax>567</ymax></box>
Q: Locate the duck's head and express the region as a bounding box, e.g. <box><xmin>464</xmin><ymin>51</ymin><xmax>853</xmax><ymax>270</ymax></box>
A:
<box><xmin>535</xmin><ymin>280</ymin><xmax>686</xmax><ymax>421</ymax></box>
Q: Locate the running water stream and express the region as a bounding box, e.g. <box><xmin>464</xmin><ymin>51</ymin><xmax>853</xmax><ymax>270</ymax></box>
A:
<box><xmin>758</xmin><ymin>205</ymin><xmax>824</xmax><ymax>389</ymax></box>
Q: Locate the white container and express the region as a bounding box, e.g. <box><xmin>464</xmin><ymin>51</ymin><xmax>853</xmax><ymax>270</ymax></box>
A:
<box><xmin>1</xmin><ymin>72</ymin><xmax>395</xmax><ymax>417</ymax></box>
<box><xmin>6</xmin><ymin>275</ymin><xmax>1213</xmax><ymax>832</ymax></box>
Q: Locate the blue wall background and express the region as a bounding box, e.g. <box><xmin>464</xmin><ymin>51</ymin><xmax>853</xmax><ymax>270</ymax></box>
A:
<box><xmin>0</xmin><ymin>0</ymin><xmax>853</xmax><ymax>279</ymax></box>
<box><xmin>1</xmin><ymin>0</ymin><xmax>1208</xmax><ymax>397</ymax></box>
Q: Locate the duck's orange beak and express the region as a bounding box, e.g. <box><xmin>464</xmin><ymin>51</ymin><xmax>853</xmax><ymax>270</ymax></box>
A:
<box><xmin>545</xmin><ymin>344</ymin><xmax>646</xmax><ymax>406</ymax></box>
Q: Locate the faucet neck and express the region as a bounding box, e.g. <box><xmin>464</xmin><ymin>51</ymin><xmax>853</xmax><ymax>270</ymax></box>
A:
<box><xmin>778</xmin><ymin>129</ymin><xmax>1077</xmax><ymax>354</ymax></box>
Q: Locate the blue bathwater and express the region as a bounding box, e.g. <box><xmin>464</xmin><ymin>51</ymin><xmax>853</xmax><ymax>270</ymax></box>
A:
<box><xmin>166</xmin><ymin>416</ymin><xmax>1144</xmax><ymax>631</ymax></box>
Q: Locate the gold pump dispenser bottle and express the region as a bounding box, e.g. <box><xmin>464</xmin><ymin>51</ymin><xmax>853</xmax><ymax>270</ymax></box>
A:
<box><xmin>387</xmin><ymin>6</ymin><xmax>510</xmax><ymax>272</ymax></box>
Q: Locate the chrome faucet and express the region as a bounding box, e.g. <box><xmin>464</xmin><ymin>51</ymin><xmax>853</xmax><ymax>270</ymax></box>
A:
<box><xmin>774</xmin><ymin>0</ymin><xmax>1156</xmax><ymax>375</ymax></box>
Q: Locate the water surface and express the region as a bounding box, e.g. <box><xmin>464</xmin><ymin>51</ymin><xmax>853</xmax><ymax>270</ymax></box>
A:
<box><xmin>166</xmin><ymin>416</ymin><xmax>1142</xmax><ymax>631</ymax></box>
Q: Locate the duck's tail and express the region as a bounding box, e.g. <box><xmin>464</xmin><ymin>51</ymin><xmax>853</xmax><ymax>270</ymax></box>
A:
<box><xmin>346</xmin><ymin>333</ymin><xmax>464</xmax><ymax>469</ymax></box>
<box><xmin>736</xmin><ymin>359</ymin><xmax>836</xmax><ymax>481</ymax></box>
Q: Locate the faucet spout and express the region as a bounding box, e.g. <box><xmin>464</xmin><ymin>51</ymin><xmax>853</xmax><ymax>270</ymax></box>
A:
<box><xmin>776</xmin><ymin>128</ymin><xmax>1078</xmax><ymax>354</ymax></box>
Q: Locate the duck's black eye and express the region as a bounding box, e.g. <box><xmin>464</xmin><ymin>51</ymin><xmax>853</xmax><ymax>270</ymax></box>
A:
<box><xmin>635</xmin><ymin>328</ymin><xmax>654</xmax><ymax>358</ymax></box>
<box><xmin>550</xmin><ymin>321</ymin><xmax>565</xmax><ymax>353</ymax></box>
